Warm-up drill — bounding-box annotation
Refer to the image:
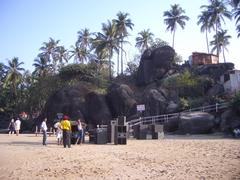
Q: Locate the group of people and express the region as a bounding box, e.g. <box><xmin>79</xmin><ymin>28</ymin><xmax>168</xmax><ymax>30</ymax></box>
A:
<box><xmin>41</xmin><ymin>115</ymin><xmax>84</xmax><ymax>148</ymax></box>
<box><xmin>8</xmin><ymin>118</ymin><xmax>21</xmax><ymax>136</ymax></box>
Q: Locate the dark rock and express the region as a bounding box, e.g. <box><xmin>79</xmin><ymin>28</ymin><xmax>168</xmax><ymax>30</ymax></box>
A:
<box><xmin>107</xmin><ymin>83</ymin><xmax>137</xmax><ymax>118</ymax></box>
<box><xmin>194</xmin><ymin>63</ymin><xmax>234</xmax><ymax>81</ymax></box>
<box><xmin>220</xmin><ymin>110</ymin><xmax>240</xmax><ymax>132</ymax></box>
<box><xmin>207</xmin><ymin>83</ymin><xmax>224</xmax><ymax>97</ymax></box>
<box><xmin>42</xmin><ymin>85</ymin><xmax>90</xmax><ymax>126</ymax></box>
<box><xmin>85</xmin><ymin>92</ymin><xmax>112</xmax><ymax>126</ymax></box>
<box><xmin>136</xmin><ymin>46</ymin><xmax>175</xmax><ymax>86</ymax></box>
<box><xmin>179</xmin><ymin>112</ymin><xmax>215</xmax><ymax>134</ymax></box>
<box><xmin>166</xmin><ymin>101</ymin><xmax>179</xmax><ymax>113</ymax></box>
<box><xmin>144</xmin><ymin>89</ymin><xmax>167</xmax><ymax>116</ymax></box>
<box><xmin>163</xmin><ymin>115</ymin><xmax>180</xmax><ymax>132</ymax></box>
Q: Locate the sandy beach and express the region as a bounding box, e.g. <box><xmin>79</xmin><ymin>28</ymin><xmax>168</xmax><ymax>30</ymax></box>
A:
<box><xmin>0</xmin><ymin>134</ymin><xmax>239</xmax><ymax>180</ymax></box>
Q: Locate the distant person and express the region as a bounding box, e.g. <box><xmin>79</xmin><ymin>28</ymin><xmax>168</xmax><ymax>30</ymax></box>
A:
<box><xmin>54</xmin><ymin>121</ymin><xmax>63</xmax><ymax>145</ymax></box>
<box><xmin>14</xmin><ymin>118</ymin><xmax>21</xmax><ymax>136</ymax></box>
<box><xmin>75</xmin><ymin>119</ymin><xmax>83</xmax><ymax>145</ymax></box>
<box><xmin>41</xmin><ymin>118</ymin><xmax>48</xmax><ymax>146</ymax></box>
<box><xmin>60</xmin><ymin>115</ymin><xmax>71</xmax><ymax>148</ymax></box>
<box><xmin>8</xmin><ymin>118</ymin><xmax>15</xmax><ymax>135</ymax></box>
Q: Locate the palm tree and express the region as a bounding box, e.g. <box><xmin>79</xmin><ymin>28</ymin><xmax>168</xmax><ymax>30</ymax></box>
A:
<box><xmin>69</xmin><ymin>43</ymin><xmax>89</xmax><ymax>63</ymax></box>
<box><xmin>4</xmin><ymin>57</ymin><xmax>25</xmax><ymax>98</ymax></box>
<box><xmin>135</xmin><ymin>29</ymin><xmax>154</xmax><ymax>53</ymax></box>
<box><xmin>231</xmin><ymin>0</ymin><xmax>240</xmax><ymax>37</ymax></box>
<box><xmin>39</xmin><ymin>38</ymin><xmax>60</xmax><ymax>72</ymax></box>
<box><xmin>113</xmin><ymin>11</ymin><xmax>134</xmax><ymax>75</ymax></box>
<box><xmin>197</xmin><ymin>11</ymin><xmax>213</xmax><ymax>53</ymax></box>
<box><xmin>76</xmin><ymin>28</ymin><xmax>93</xmax><ymax>49</ymax></box>
<box><xmin>210</xmin><ymin>29</ymin><xmax>231</xmax><ymax>62</ymax></box>
<box><xmin>201</xmin><ymin>0</ymin><xmax>231</xmax><ymax>56</ymax></box>
<box><xmin>33</xmin><ymin>56</ymin><xmax>51</xmax><ymax>77</ymax></box>
<box><xmin>163</xmin><ymin>4</ymin><xmax>189</xmax><ymax>49</ymax></box>
<box><xmin>92</xmin><ymin>20</ymin><xmax>120</xmax><ymax>80</ymax></box>
<box><xmin>55</xmin><ymin>46</ymin><xmax>69</xmax><ymax>68</ymax></box>
<box><xmin>232</xmin><ymin>0</ymin><xmax>240</xmax><ymax>7</ymax></box>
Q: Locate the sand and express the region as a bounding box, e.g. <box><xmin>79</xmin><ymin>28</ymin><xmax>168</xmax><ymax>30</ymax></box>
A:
<box><xmin>0</xmin><ymin>134</ymin><xmax>239</xmax><ymax>180</ymax></box>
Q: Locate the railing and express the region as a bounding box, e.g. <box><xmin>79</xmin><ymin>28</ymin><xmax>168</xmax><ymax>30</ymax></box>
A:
<box><xmin>127</xmin><ymin>102</ymin><xmax>230</xmax><ymax>128</ymax></box>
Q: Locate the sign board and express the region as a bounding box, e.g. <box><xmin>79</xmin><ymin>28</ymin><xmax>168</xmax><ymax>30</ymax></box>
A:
<box><xmin>137</xmin><ymin>104</ymin><xmax>145</xmax><ymax>112</ymax></box>
<box><xmin>57</xmin><ymin>113</ymin><xmax>63</xmax><ymax>119</ymax></box>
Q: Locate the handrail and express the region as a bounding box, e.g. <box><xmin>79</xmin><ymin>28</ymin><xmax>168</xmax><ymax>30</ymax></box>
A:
<box><xmin>127</xmin><ymin>102</ymin><xmax>230</xmax><ymax>128</ymax></box>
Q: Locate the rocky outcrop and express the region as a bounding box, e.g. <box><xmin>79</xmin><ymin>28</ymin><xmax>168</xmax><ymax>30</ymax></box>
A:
<box><xmin>178</xmin><ymin>112</ymin><xmax>215</xmax><ymax>134</ymax></box>
<box><xmin>207</xmin><ymin>83</ymin><xmax>224</xmax><ymax>97</ymax></box>
<box><xmin>41</xmin><ymin>85</ymin><xmax>90</xmax><ymax>126</ymax></box>
<box><xmin>220</xmin><ymin>110</ymin><xmax>240</xmax><ymax>132</ymax></box>
<box><xmin>194</xmin><ymin>63</ymin><xmax>234</xmax><ymax>81</ymax></box>
<box><xmin>143</xmin><ymin>89</ymin><xmax>167</xmax><ymax>116</ymax></box>
<box><xmin>136</xmin><ymin>46</ymin><xmax>175</xmax><ymax>86</ymax></box>
<box><xmin>85</xmin><ymin>92</ymin><xmax>112</xmax><ymax>126</ymax></box>
<box><xmin>107</xmin><ymin>83</ymin><xmax>137</xmax><ymax>118</ymax></box>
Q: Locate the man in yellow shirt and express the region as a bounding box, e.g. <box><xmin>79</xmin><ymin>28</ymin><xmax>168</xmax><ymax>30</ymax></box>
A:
<box><xmin>60</xmin><ymin>115</ymin><xmax>71</xmax><ymax>148</ymax></box>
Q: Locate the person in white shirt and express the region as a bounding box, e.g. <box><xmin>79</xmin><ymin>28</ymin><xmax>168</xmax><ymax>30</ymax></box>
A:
<box><xmin>41</xmin><ymin>118</ymin><xmax>48</xmax><ymax>146</ymax></box>
<box><xmin>14</xmin><ymin>118</ymin><xmax>21</xmax><ymax>136</ymax></box>
<box><xmin>75</xmin><ymin>119</ymin><xmax>83</xmax><ymax>145</ymax></box>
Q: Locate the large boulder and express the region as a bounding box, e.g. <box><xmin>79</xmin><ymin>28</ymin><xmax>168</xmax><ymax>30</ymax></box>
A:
<box><xmin>143</xmin><ymin>89</ymin><xmax>168</xmax><ymax>116</ymax></box>
<box><xmin>136</xmin><ymin>46</ymin><xmax>175</xmax><ymax>86</ymax></box>
<box><xmin>220</xmin><ymin>110</ymin><xmax>240</xmax><ymax>132</ymax></box>
<box><xmin>178</xmin><ymin>112</ymin><xmax>215</xmax><ymax>134</ymax></box>
<box><xmin>42</xmin><ymin>85</ymin><xmax>90</xmax><ymax>126</ymax></box>
<box><xmin>163</xmin><ymin>115</ymin><xmax>180</xmax><ymax>132</ymax></box>
<box><xmin>106</xmin><ymin>83</ymin><xmax>137</xmax><ymax>118</ymax></box>
<box><xmin>85</xmin><ymin>92</ymin><xmax>112</xmax><ymax>126</ymax></box>
<box><xmin>195</xmin><ymin>63</ymin><xmax>234</xmax><ymax>81</ymax></box>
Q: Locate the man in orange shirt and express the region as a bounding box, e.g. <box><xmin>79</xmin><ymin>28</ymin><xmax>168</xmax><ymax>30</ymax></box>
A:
<box><xmin>60</xmin><ymin>115</ymin><xmax>71</xmax><ymax>148</ymax></box>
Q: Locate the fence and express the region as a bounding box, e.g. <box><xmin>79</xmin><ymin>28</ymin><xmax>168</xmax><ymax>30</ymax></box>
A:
<box><xmin>127</xmin><ymin>102</ymin><xmax>230</xmax><ymax>129</ymax></box>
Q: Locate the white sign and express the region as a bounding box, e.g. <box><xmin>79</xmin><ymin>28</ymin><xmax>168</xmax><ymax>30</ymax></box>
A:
<box><xmin>137</xmin><ymin>104</ymin><xmax>145</xmax><ymax>112</ymax></box>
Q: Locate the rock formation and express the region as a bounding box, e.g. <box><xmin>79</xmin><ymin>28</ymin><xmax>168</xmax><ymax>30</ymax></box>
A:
<box><xmin>136</xmin><ymin>46</ymin><xmax>175</xmax><ymax>85</ymax></box>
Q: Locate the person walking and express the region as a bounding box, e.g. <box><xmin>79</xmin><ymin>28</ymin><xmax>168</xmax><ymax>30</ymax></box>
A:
<box><xmin>60</xmin><ymin>115</ymin><xmax>71</xmax><ymax>148</ymax></box>
<box><xmin>8</xmin><ymin>118</ymin><xmax>15</xmax><ymax>135</ymax></box>
<box><xmin>41</xmin><ymin>118</ymin><xmax>48</xmax><ymax>146</ymax></box>
<box><xmin>14</xmin><ymin>118</ymin><xmax>21</xmax><ymax>136</ymax></box>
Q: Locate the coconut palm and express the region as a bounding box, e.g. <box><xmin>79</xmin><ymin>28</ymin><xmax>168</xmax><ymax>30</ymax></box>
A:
<box><xmin>197</xmin><ymin>11</ymin><xmax>214</xmax><ymax>53</ymax></box>
<box><xmin>76</xmin><ymin>28</ymin><xmax>93</xmax><ymax>49</ymax></box>
<box><xmin>210</xmin><ymin>29</ymin><xmax>231</xmax><ymax>62</ymax></box>
<box><xmin>113</xmin><ymin>11</ymin><xmax>134</xmax><ymax>75</ymax></box>
<box><xmin>92</xmin><ymin>20</ymin><xmax>120</xmax><ymax>80</ymax></box>
<box><xmin>54</xmin><ymin>46</ymin><xmax>69</xmax><ymax>68</ymax></box>
<box><xmin>135</xmin><ymin>29</ymin><xmax>154</xmax><ymax>53</ymax></box>
<box><xmin>39</xmin><ymin>38</ymin><xmax>60</xmax><ymax>62</ymax></box>
<box><xmin>163</xmin><ymin>4</ymin><xmax>189</xmax><ymax>49</ymax></box>
<box><xmin>39</xmin><ymin>38</ymin><xmax>60</xmax><ymax>72</ymax></box>
<box><xmin>4</xmin><ymin>57</ymin><xmax>25</xmax><ymax>98</ymax></box>
<box><xmin>69</xmin><ymin>43</ymin><xmax>89</xmax><ymax>63</ymax></box>
<box><xmin>201</xmin><ymin>0</ymin><xmax>231</xmax><ymax>56</ymax></box>
<box><xmin>231</xmin><ymin>0</ymin><xmax>240</xmax><ymax>37</ymax></box>
<box><xmin>232</xmin><ymin>0</ymin><xmax>240</xmax><ymax>7</ymax></box>
<box><xmin>33</xmin><ymin>56</ymin><xmax>51</xmax><ymax>77</ymax></box>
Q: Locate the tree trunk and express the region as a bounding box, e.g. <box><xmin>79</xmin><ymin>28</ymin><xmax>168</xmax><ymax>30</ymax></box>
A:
<box><xmin>205</xmin><ymin>30</ymin><xmax>209</xmax><ymax>54</ymax></box>
<box><xmin>172</xmin><ymin>29</ymin><xmax>176</xmax><ymax>49</ymax></box>
<box><xmin>215</xmin><ymin>22</ymin><xmax>219</xmax><ymax>57</ymax></box>
<box><xmin>121</xmin><ymin>41</ymin><xmax>123</xmax><ymax>75</ymax></box>
<box><xmin>117</xmin><ymin>50</ymin><xmax>119</xmax><ymax>75</ymax></box>
<box><xmin>222</xmin><ymin>46</ymin><xmax>226</xmax><ymax>63</ymax></box>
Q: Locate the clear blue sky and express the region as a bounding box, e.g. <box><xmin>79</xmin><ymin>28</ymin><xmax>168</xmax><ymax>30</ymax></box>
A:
<box><xmin>0</xmin><ymin>0</ymin><xmax>239</xmax><ymax>72</ymax></box>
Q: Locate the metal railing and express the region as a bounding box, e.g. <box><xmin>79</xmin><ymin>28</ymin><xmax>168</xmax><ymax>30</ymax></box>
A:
<box><xmin>127</xmin><ymin>102</ymin><xmax>230</xmax><ymax>128</ymax></box>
